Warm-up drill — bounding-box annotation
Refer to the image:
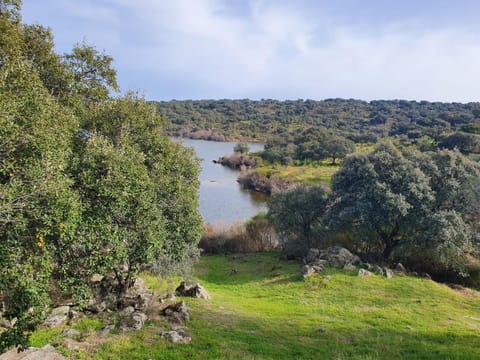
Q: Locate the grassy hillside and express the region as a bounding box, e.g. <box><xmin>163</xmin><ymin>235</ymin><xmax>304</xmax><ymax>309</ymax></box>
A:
<box><xmin>32</xmin><ymin>253</ymin><xmax>480</xmax><ymax>359</ymax></box>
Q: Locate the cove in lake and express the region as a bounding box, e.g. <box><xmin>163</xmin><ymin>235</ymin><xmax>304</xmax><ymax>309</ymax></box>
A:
<box><xmin>175</xmin><ymin>138</ymin><xmax>268</xmax><ymax>224</ymax></box>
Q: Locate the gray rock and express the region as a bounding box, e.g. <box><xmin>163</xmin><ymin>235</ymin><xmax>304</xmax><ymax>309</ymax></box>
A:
<box><xmin>120</xmin><ymin>306</ymin><xmax>135</xmax><ymax>316</ymax></box>
<box><xmin>63</xmin><ymin>328</ymin><xmax>81</xmax><ymax>337</ymax></box>
<box><xmin>162</xmin><ymin>329</ymin><xmax>192</xmax><ymax>344</ymax></box>
<box><xmin>162</xmin><ymin>301</ymin><xmax>189</xmax><ymax>324</ymax></box>
<box><xmin>301</xmin><ymin>265</ymin><xmax>316</xmax><ymax>279</ymax></box>
<box><xmin>89</xmin><ymin>273</ymin><xmax>104</xmax><ymax>283</ymax></box>
<box><xmin>358</xmin><ymin>269</ymin><xmax>372</xmax><ymax>278</ymax></box>
<box><xmin>0</xmin><ymin>345</ymin><xmax>68</xmax><ymax>360</ymax></box>
<box><xmin>119</xmin><ymin>311</ymin><xmax>148</xmax><ymax>332</ymax></box>
<box><xmin>383</xmin><ymin>267</ymin><xmax>394</xmax><ymax>279</ymax></box>
<box><xmin>343</xmin><ymin>263</ymin><xmax>357</xmax><ymax>272</ymax></box>
<box><xmin>42</xmin><ymin>306</ymin><xmax>70</xmax><ymax>328</ymax></box>
<box><xmin>306</xmin><ymin>248</ymin><xmax>320</xmax><ymax>263</ymax></box>
<box><xmin>372</xmin><ymin>265</ymin><xmax>384</xmax><ymax>276</ymax></box>
<box><xmin>316</xmin><ymin>246</ymin><xmax>361</xmax><ymax>268</ymax></box>
<box><xmin>175</xmin><ymin>281</ymin><xmax>211</xmax><ymax>300</ymax></box>
<box><xmin>101</xmin><ymin>324</ymin><xmax>116</xmax><ymax>335</ymax></box>
<box><xmin>395</xmin><ymin>263</ymin><xmax>406</xmax><ymax>272</ymax></box>
<box><xmin>317</xmin><ymin>327</ymin><xmax>327</xmax><ymax>333</ymax></box>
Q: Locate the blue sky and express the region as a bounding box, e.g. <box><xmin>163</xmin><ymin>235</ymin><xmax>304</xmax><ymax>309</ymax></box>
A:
<box><xmin>22</xmin><ymin>0</ymin><xmax>480</xmax><ymax>102</ymax></box>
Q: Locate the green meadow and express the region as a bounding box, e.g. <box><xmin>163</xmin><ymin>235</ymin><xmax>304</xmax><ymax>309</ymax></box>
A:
<box><xmin>33</xmin><ymin>253</ymin><xmax>480</xmax><ymax>359</ymax></box>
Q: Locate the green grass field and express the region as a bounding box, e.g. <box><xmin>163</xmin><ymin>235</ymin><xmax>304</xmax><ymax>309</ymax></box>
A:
<box><xmin>33</xmin><ymin>253</ymin><xmax>480</xmax><ymax>359</ymax></box>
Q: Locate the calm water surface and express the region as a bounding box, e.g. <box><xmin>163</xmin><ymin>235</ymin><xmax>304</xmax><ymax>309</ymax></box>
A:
<box><xmin>175</xmin><ymin>138</ymin><xmax>268</xmax><ymax>224</ymax></box>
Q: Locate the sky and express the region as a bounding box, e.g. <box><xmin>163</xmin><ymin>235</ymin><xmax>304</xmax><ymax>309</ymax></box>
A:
<box><xmin>21</xmin><ymin>0</ymin><xmax>480</xmax><ymax>102</ymax></box>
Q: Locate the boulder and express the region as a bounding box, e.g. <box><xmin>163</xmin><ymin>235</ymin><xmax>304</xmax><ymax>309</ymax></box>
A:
<box><xmin>372</xmin><ymin>265</ymin><xmax>384</xmax><ymax>276</ymax></box>
<box><xmin>358</xmin><ymin>269</ymin><xmax>372</xmax><ymax>278</ymax></box>
<box><xmin>301</xmin><ymin>265</ymin><xmax>316</xmax><ymax>279</ymax></box>
<box><xmin>162</xmin><ymin>301</ymin><xmax>189</xmax><ymax>324</ymax></box>
<box><xmin>175</xmin><ymin>281</ymin><xmax>211</xmax><ymax>300</ymax></box>
<box><xmin>343</xmin><ymin>263</ymin><xmax>357</xmax><ymax>272</ymax></box>
<box><xmin>305</xmin><ymin>248</ymin><xmax>320</xmax><ymax>263</ymax></box>
<box><xmin>383</xmin><ymin>267</ymin><xmax>394</xmax><ymax>279</ymax></box>
<box><xmin>395</xmin><ymin>263</ymin><xmax>406</xmax><ymax>272</ymax></box>
<box><xmin>42</xmin><ymin>306</ymin><xmax>70</xmax><ymax>328</ymax></box>
<box><xmin>315</xmin><ymin>246</ymin><xmax>361</xmax><ymax>268</ymax></box>
<box><xmin>119</xmin><ymin>311</ymin><xmax>148</xmax><ymax>332</ymax></box>
<box><xmin>0</xmin><ymin>345</ymin><xmax>68</xmax><ymax>360</ymax></box>
<box><xmin>162</xmin><ymin>329</ymin><xmax>192</xmax><ymax>344</ymax></box>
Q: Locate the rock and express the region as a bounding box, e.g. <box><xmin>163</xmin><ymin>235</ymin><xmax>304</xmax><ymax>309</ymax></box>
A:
<box><xmin>306</xmin><ymin>248</ymin><xmax>320</xmax><ymax>263</ymax></box>
<box><xmin>42</xmin><ymin>306</ymin><xmax>70</xmax><ymax>328</ymax></box>
<box><xmin>89</xmin><ymin>273</ymin><xmax>104</xmax><ymax>283</ymax></box>
<box><xmin>301</xmin><ymin>265</ymin><xmax>316</xmax><ymax>279</ymax></box>
<box><xmin>119</xmin><ymin>311</ymin><xmax>148</xmax><ymax>332</ymax></box>
<box><xmin>317</xmin><ymin>327</ymin><xmax>327</xmax><ymax>334</ymax></box>
<box><xmin>316</xmin><ymin>246</ymin><xmax>361</xmax><ymax>268</ymax></box>
<box><xmin>324</xmin><ymin>275</ymin><xmax>332</xmax><ymax>281</ymax></box>
<box><xmin>162</xmin><ymin>301</ymin><xmax>189</xmax><ymax>324</ymax></box>
<box><xmin>406</xmin><ymin>325</ymin><xmax>413</xmax><ymax>330</ymax></box>
<box><xmin>120</xmin><ymin>306</ymin><xmax>135</xmax><ymax>316</ymax></box>
<box><xmin>162</xmin><ymin>329</ymin><xmax>192</xmax><ymax>344</ymax></box>
<box><xmin>343</xmin><ymin>263</ymin><xmax>357</xmax><ymax>272</ymax></box>
<box><xmin>175</xmin><ymin>281</ymin><xmax>211</xmax><ymax>300</ymax></box>
<box><xmin>0</xmin><ymin>345</ymin><xmax>68</xmax><ymax>360</ymax></box>
<box><xmin>85</xmin><ymin>299</ymin><xmax>107</xmax><ymax>313</ymax></box>
<box><xmin>101</xmin><ymin>324</ymin><xmax>116</xmax><ymax>335</ymax></box>
<box><xmin>420</xmin><ymin>272</ymin><xmax>432</xmax><ymax>280</ymax></box>
<box><xmin>63</xmin><ymin>328</ymin><xmax>81</xmax><ymax>338</ymax></box>
<box><xmin>395</xmin><ymin>263</ymin><xmax>406</xmax><ymax>272</ymax></box>
<box><xmin>383</xmin><ymin>267</ymin><xmax>394</xmax><ymax>279</ymax></box>
<box><xmin>372</xmin><ymin>265</ymin><xmax>384</xmax><ymax>276</ymax></box>
<box><xmin>159</xmin><ymin>294</ymin><xmax>177</xmax><ymax>304</ymax></box>
<box><xmin>358</xmin><ymin>269</ymin><xmax>372</xmax><ymax>278</ymax></box>
<box><xmin>58</xmin><ymin>338</ymin><xmax>81</xmax><ymax>351</ymax></box>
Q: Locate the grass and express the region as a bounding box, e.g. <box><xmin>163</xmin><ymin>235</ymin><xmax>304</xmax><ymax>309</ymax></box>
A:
<box><xmin>85</xmin><ymin>253</ymin><xmax>480</xmax><ymax>359</ymax></box>
<box><xmin>255</xmin><ymin>163</ymin><xmax>339</xmax><ymax>186</ymax></box>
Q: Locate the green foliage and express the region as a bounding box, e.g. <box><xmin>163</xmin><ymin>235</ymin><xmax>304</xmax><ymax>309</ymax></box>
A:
<box><xmin>155</xmin><ymin>98</ymin><xmax>480</xmax><ymax>144</ymax></box>
<box><xmin>0</xmin><ymin>4</ymin><xmax>202</xmax><ymax>350</ymax></box>
<box><xmin>64</xmin><ymin>41</ymin><xmax>119</xmax><ymax>104</ymax></box>
<box><xmin>268</xmin><ymin>185</ymin><xmax>329</xmax><ymax>255</ymax></box>
<box><xmin>330</xmin><ymin>141</ymin><xmax>480</xmax><ymax>275</ymax></box>
<box><xmin>233</xmin><ymin>142</ymin><xmax>249</xmax><ymax>154</ymax></box>
<box><xmin>439</xmin><ymin>131</ymin><xmax>480</xmax><ymax>154</ymax></box>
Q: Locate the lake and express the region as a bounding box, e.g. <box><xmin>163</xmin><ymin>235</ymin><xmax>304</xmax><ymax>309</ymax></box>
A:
<box><xmin>175</xmin><ymin>138</ymin><xmax>268</xmax><ymax>224</ymax></box>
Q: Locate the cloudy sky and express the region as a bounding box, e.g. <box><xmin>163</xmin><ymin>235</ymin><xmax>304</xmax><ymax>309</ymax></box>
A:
<box><xmin>21</xmin><ymin>0</ymin><xmax>480</xmax><ymax>102</ymax></box>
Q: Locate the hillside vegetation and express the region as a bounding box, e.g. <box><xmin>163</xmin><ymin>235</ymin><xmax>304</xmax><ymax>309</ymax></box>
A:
<box><xmin>32</xmin><ymin>253</ymin><xmax>480</xmax><ymax>359</ymax></box>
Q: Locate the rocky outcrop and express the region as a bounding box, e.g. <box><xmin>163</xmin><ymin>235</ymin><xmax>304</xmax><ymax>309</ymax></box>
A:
<box><xmin>162</xmin><ymin>328</ymin><xmax>192</xmax><ymax>344</ymax></box>
<box><xmin>42</xmin><ymin>306</ymin><xmax>71</xmax><ymax>328</ymax></box>
<box><xmin>0</xmin><ymin>345</ymin><xmax>68</xmax><ymax>360</ymax></box>
<box><xmin>237</xmin><ymin>171</ymin><xmax>293</xmax><ymax>195</ymax></box>
<box><xmin>175</xmin><ymin>281</ymin><xmax>211</xmax><ymax>300</ymax></box>
<box><xmin>358</xmin><ymin>269</ymin><xmax>373</xmax><ymax>278</ymax></box>
<box><xmin>162</xmin><ymin>301</ymin><xmax>189</xmax><ymax>324</ymax></box>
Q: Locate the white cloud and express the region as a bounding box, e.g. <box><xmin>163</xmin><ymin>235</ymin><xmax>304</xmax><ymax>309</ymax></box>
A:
<box><xmin>22</xmin><ymin>0</ymin><xmax>480</xmax><ymax>101</ymax></box>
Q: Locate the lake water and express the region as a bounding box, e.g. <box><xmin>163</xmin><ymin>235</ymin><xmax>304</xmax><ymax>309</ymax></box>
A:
<box><xmin>175</xmin><ymin>138</ymin><xmax>268</xmax><ymax>224</ymax></box>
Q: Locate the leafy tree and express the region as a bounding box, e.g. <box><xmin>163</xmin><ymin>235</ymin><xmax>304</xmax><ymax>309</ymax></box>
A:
<box><xmin>439</xmin><ymin>131</ymin><xmax>480</xmax><ymax>154</ymax></box>
<box><xmin>234</xmin><ymin>142</ymin><xmax>249</xmax><ymax>154</ymax></box>
<box><xmin>0</xmin><ymin>59</ymin><xmax>79</xmax><ymax>350</ymax></box>
<box><xmin>268</xmin><ymin>185</ymin><xmax>328</xmax><ymax>256</ymax></box>
<box><xmin>329</xmin><ymin>141</ymin><xmax>479</xmax><ymax>274</ymax></box>
<box><xmin>64</xmin><ymin>42</ymin><xmax>119</xmax><ymax>104</ymax></box>
<box><xmin>322</xmin><ymin>135</ymin><xmax>355</xmax><ymax>164</ymax></box>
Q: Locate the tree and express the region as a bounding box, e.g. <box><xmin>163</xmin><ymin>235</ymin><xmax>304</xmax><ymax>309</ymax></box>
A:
<box><xmin>439</xmin><ymin>132</ymin><xmax>480</xmax><ymax>154</ymax></box>
<box><xmin>234</xmin><ymin>142</ymin><xmax>249</xmax><ymax>154</ymax></box>
<box><xmin>268</xmin><ymin>185</ymin><xmax>328</xmax><ymax>256</ymax></box>
<box><xmin>329</xmin><ymin>141</ymin><xmax>479</xmax><ymax>274</ymax></box>
<box><xmin>64</xmin><ymin>42</ymin><xmax>119</xmax><ymax>104</ymax></box>
<box><xmin>322</xmin><ymin>135</ymin><xmax>355</xmax><ymax>164</ymax></box>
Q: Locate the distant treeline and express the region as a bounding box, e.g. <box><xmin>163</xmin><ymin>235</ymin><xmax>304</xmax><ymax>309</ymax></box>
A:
<box><xmin>154</xmin><ymin>98</ymin><xmax>480</xmax><ymax>143</ymax></box>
